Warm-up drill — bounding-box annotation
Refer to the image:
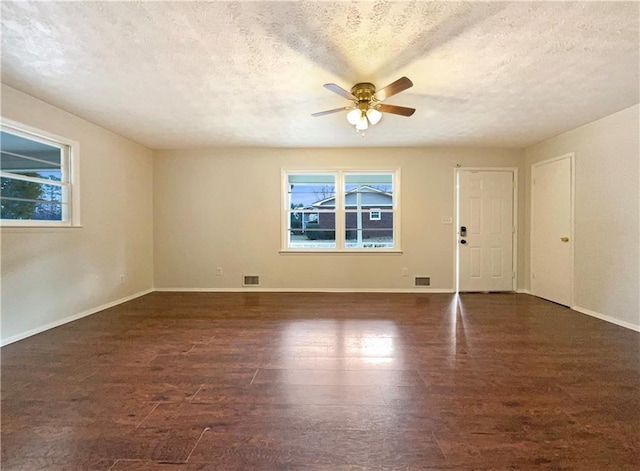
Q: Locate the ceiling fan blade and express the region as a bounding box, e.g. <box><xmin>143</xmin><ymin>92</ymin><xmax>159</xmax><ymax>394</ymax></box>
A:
<box><xmin>375</xmin><ymin>77</ymin><xmax>413</xmax><ymax>101</ymax></box>
<box><xmin>311</xmin><ymin>106</ymin><xmax>352</xmax><ymax>117</ymax></box>
<box><xmin>323</xmin><ymin>83</ymin><xmax>357</xmax><ymax>100</ymax></box>
<box><xmin>377</xmin><ymin>104</ymin><xmax>416</xmax><ymax>117</ymax></box>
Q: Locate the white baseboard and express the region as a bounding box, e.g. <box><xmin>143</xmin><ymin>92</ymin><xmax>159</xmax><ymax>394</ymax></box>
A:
<box><xmin>516</xmin><ymin>289</ymin><xmax>532</xmax><ymax>294</ymax></box>
<box><xmin>572</xmin><ymin>305</ymin><xmax>640</xmax><ymax>332</ymax></box>
<box><xmin>1</xmin><ymin>288</ymin><xmax>154</xmax><ymax>347</ymax></box>
<box><xmin>153</xmin><ymin>287</ymin><xmax>456</xmax><ymax>294</ymax></box>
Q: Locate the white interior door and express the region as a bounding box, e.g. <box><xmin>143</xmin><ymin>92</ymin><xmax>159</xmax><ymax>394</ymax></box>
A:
<box><xmin>531</xmin><ymin>156</ymin><xmax>573</xmax><ymax>306</ymax></box>
<box><xmin>458</xmin><ymin>170</ymin><xmax>515</xmax><ymax>292</ymax></box>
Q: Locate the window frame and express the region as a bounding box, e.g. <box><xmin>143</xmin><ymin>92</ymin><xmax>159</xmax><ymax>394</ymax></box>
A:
<box><xmin>369</xmin><ymin>208</ymin><xmax>382</xmax><ymax>221</ymax></box>
<box><xmin>281</xmin><ymin>169</ymin><xmax>401</xmax><ymax>253</ymax></box>
<box><xmin>1</xmin><ymin>119</ymin><xmax>80</xmax><ymax>227</ymax></box>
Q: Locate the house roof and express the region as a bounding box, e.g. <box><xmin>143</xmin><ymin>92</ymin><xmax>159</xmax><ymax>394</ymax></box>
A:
<box><xmin>1</xmin><ymin>1</ymin><xmax>638</xmax><ymax>149</ymax></box>
<box><xmin>312</xmin><ymin>185</ymin><xmax>392</xmax><ymax>208</ymax></box>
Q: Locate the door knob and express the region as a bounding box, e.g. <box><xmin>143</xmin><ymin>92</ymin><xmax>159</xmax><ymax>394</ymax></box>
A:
<box><xmin>460</xmin><ymin>239</ymin><xmax>467</xmax><ymax>245</ymax></box>
<box><xmin>560</xmin><ymin>237</ymin><xmax>569</xmax><ymax>242</ymax></box>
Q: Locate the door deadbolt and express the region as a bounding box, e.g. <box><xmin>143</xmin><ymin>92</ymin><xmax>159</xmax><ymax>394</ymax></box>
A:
<box><xmin>460</xmin><ymin>226</ymin><xmax>467</xmax><ymax>237</ymax></box>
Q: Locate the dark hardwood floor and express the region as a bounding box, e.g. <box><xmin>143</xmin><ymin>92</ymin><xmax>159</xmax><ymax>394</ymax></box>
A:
<box><xmin>1</xmin><ymin>292</ymin><xmax>639</xmax><ymax>470</ymax></box>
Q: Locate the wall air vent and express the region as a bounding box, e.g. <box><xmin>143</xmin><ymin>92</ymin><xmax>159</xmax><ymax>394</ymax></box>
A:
<box><xmin>243</xmin><ymin>275</ymin><xmax>260</xmax><ymax>286</ymax></box>
<box><xmin>415</xmin><ymin>277</ymin><xmax>430</xmax><ymax>287</ymax></box>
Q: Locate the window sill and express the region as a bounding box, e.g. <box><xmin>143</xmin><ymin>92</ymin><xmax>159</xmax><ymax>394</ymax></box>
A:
<box><xmin>1</xmin><ymin>225</ymin><xmax>83</xmax><ymax>233</ymax></box>
<box><xmin>280</xmin><ymin>249</ymin><xmax>403</xmax><ymax>255</ymax></box>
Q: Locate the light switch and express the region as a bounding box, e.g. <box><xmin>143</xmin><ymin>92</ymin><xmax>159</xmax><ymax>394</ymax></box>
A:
<box><xmin>441</xmin><ymin>216</ymin><xmax>453</xmax><ymax>225</ymax></box>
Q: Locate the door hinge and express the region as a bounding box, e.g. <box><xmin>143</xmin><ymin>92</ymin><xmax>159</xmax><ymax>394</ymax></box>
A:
<box><xmin>512</xmin><ymin>271</ymin><xmax>516</xmax><ymax>279</ymax></box>
<box><xmin>532</xmin><ymin>272</ymin><xmax>535</xmax><ymax>280</ymax></box>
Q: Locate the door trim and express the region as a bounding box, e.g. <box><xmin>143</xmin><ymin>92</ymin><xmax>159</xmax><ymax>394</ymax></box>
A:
<box><xmin>454</xmin><ymin>167</ymin><xmax>519</xmax><ymax>292</ymax></box>
<box><xmin>530</xmin><ymin>153</ymin><xmax>575</xmax><ymax>306</ymax></box>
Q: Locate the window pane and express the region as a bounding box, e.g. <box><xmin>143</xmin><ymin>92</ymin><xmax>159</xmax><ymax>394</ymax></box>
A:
<box><xmin>1</xmin><ymin>198</ymin><xmax>64</xmax><ymax>221</ymax></box>
<box><xmin>288</xmin><ymin>174</ymin><xmax>335</xmax><ymax>185</ymax></box>
<box><xmin>288</xmin><ymin>212</ymin><xmax>336</xmax><ymax>249</ymax></box>
<box><xmin>288</xmin><ymin>210</ymin><xmax>320</xmax><ymax>233</ymax></box>
<box><xmin>345</xmin><ymin>229</ymin><xmax>394</xmax><ymax>249</ymax></box>
<box><xmin>289</xmin><ymin>186</ymin><xmax>336</xmax><ymax>209</ymax></box>
<box><xmin>1</xmin><ymin>177</ymin><xmax>64</xmax><ymax>203</ymax></box>
<box><xmin>345</xmin><ymin>211</ymin><xmax>394</xmax><ymax>248</ymax></box>
<box><xmin>344</xmin><ymin>174</ymin><xmax>393</xmax><ymax>209</ymax></box>
<box><xmin>1</xmin><ymin>131</ymin><xmax>62</xmax><ymax>174</ymax></box>
<box><xmin>0</xmin><ymin>157</ymin><xmax>62</xmax><ymax>181</ymax></box>
<box><xmin>288</xmin><ymin>174</ymin><xmax>336</xmax><ymax>210</ymax></box>
<box><xmin>345</xmin><ymin>174</ymin><xmax>392</xmax><ymax>185</ymax></box>
<box><xmin>345</xmin><ymin>211</ymin><xmax>394</xmax><ymax>230</ymax></box>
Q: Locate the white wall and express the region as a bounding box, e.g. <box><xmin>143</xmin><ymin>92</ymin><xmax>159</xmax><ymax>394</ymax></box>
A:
<box><xmin>0</xmin><ymin>85</ymin><xmax>154</xmax><ymax>344</ymax></box>
<box><xmin>524</xmin><ymin>104</ymin><xmax>640</xmax><ymax>330</ymax></box>
<box><xmin>153</xmin><ymin>147</ymin><xmax>525</xmax><ymax>291</ymax></box>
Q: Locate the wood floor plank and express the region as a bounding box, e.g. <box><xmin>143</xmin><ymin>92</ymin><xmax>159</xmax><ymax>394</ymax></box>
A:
<box><xmin>252</xmin><ymin>368</ymin><xmax>425</xmax><ymax>386</ymax></box>
<box><xmin>191</xmin><ymin>383</ymin><xmax>386</xmax><ymax>406</ymax></box>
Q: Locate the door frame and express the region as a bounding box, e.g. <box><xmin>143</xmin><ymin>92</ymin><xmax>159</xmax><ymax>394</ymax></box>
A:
<box><xmin>530</xmin><ymin>153</ymin><xmax>575</xmax><ymax>305</ymax></box>
<box><xmin>454</xmin><ymin>167</ymin><xmax>519</xmax><ymax>292</ymax></box>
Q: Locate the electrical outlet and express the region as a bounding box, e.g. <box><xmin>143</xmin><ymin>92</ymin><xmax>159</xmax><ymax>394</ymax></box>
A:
<box><xmin>402</xmin><ymin>268</ymin><xmax>409</xmax><ymax>277</ymax></box>
<box><xmin>216</xmin><ymin>267</ymin><xmax>223</xmax><ymax>276</ymax></box>
<box><xmin>119</xmin><ymin>274</ymin><xmax>126</xmax><ymax>284</ymax></box>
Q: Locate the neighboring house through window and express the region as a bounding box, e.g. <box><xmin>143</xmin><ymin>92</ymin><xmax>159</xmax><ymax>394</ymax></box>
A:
<box><xmin>283</xmin><ymin>170</ymin><xmax>399</xmax><ymax>251</ymax></box>
<box><xmin>1</xmin><ymin>120</ymin><xmax>79</xmax><ymax>226</ymax></box>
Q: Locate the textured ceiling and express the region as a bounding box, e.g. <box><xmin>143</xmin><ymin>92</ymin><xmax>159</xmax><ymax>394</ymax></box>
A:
<box><xmin>1</xmin><ymin>1</ymin><xmax>638</xmax><ymax>149</ymax></box>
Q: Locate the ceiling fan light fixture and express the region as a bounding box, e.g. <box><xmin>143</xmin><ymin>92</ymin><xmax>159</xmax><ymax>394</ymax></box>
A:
<box><xmin>355</xmin><ymin>114</ymin><xmax>369</xmax><ymax>131</ymax></box>
<box><xmin>346</xmin><ymin>108</ymin><xmax>361</xmax><ymax>125</ymax></box>
<box><xmin>366</xmin><ymin>108</ymin><xmax>382</xmax><ymax>125</ymax></box>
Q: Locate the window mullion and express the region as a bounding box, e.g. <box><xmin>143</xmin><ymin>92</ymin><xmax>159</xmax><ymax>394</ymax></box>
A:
<box><xmin>61</xmin><ymin>144</ymin><xmax>68</xmax><ymax>182</ymax></box>
<box><xmin>335</xmin><ymin>172</ymin><xmax>345</xmax><ymax>249</ymax></box>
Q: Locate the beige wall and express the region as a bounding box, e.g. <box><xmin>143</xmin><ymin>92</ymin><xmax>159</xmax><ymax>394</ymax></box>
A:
<box><xmin>3</xmin><ymin>85</ymin><xmax>634</xmax><ymax>342</ymax></box>
<box><xmin>524</xmin><ymin>104</ymin><xmax>640</xmax><ymax>329</ymax></box>
<box><xmin>0</xmin><ymin>85</ymin><xmax>154</xmax><ymax>344</ymax></box>
<box><xmin>153</xmin><ymin>147</ymin><xmax>525</xmax><ymax>291</ymax></box>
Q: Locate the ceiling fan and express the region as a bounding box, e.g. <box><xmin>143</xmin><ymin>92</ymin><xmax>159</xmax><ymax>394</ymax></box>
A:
<box><xmin>312</xmin><ymin>76</ymin><xmax>416</xmax><ymax>134</ymax></box>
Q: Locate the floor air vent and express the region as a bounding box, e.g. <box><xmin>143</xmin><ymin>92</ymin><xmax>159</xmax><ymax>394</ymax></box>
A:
<box><xmin>243</xmin><ymin>275</ymin><xmax>260</xmax><ymax>286</ymax></box>
<box><xmin>415</xmin><ymin>277</ymin><xmax>430</xmax><ymax>287</ymax></box>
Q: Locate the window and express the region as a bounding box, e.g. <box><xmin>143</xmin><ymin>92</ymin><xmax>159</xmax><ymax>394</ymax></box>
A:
<box><xmin>283</xmin><ymin>170</ymin><xmax>399</xmax><ymax>251</ymax></box>
<box><xmin>1</xmin><ymin>121</ymin><xmax>78</xmax><ymax>226</ymax></box>
<box><xmin>286</xmin><ymin>173</ymin><xmax>337</xmax><ymax>248</ymax></box>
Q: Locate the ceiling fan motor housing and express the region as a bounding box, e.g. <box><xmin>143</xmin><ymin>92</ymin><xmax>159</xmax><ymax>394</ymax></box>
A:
<box><xmin>351</xmin><ymin>83</ymin><xmax>377</xmax><ymax>106</ymax></box>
